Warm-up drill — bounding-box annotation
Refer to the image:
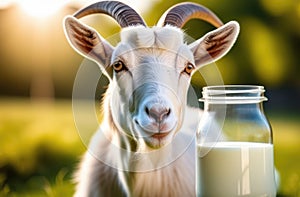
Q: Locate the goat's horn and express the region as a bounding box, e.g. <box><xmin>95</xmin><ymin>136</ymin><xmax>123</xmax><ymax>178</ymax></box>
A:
<box><xmin>157</xmin><ymin>2</ymin><xmax>223</xmax><ymax>28</ymax></box>
<box><xmin>74</xmin><ymin>1</ymin><xmax>146</xmax><ymax>28</ymax></box>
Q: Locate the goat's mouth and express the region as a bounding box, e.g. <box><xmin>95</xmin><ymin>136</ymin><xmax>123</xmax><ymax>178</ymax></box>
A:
<box><xmin>134</xmin><ymin>119</ymin><xmax>176</xmax><ymax>136</ymax></box>
<box><xmin>133</xmin><ymin>119</ymin><xmax>177</xmax><ymax>148</ymax></box>
<box><xmin>151</xmin><ymin>132</ymin><xmax>171</xmax><ymax>139</ymax></box>
<box><xmin>147</xmin><ymin>132</ymin><xmax>173</xmax><ymax>149</ymax></box>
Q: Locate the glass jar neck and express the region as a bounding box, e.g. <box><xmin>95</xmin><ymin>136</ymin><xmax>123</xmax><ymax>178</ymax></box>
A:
<box><xmin>200</xmin><ymin>85</ymin><xmax>267</xmax><ymax>105</ymax></box>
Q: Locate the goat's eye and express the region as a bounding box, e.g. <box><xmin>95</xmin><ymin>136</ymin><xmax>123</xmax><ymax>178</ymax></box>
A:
<box><xmin>112</xmin><ymin>60</ymin><xmax>126</xmax><ymax>73</ymax></box>
<box><xmin>183</xmin><ymin>62</ymin><xmax>195</xmax><ymax>75</ymax></box>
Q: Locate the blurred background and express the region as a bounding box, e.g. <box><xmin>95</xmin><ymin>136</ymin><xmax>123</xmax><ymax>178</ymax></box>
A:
<box><xmin>0</xmin><ymin>0</ymin><xmax>299</xmax><ymax>196</ymax></box>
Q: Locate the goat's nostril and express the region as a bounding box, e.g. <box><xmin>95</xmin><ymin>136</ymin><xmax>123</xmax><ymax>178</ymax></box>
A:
<box><xmin>146</xmin><ymin>105</ymin><xmax>171</xmax><ymax>123</ymax></box>
<box><xmin>166</xmin><ymin>108</ymin><xmax>171</xmax><ymax>116</ymax></box>
<box><xmin>145</xmin><ymin>106</ymin><xmax>150</xmax><ymax>116</ymax></box>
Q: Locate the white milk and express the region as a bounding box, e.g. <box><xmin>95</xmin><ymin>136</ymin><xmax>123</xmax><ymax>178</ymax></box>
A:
<box><xmin>197</xmin><ymin>142</ymin><xmax>276</xmax><ymax>197</ymax></box>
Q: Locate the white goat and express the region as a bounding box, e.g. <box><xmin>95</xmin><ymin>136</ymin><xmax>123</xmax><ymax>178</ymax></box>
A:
<box><xmin>64</xmin><ymin>1</ymin><xmax>239</xmax><ymax>196</ymax></box>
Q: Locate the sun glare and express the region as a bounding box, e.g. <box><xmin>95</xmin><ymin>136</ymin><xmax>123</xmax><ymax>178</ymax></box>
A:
<box><xmin>0</xmin><ymin>0</ymin><xmax>14</xmax><ymax>9</ymax></box>
<box><xmin>18</xmin><ymin>0</ymin><xmax>69</xmax><ymax>18</ymax></box>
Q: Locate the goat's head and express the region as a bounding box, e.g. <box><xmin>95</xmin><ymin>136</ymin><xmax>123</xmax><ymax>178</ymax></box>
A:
<box><xmin>64</xmin><ymin>1</ymin><xmax>239</xmax><ymax>149</ymax></box>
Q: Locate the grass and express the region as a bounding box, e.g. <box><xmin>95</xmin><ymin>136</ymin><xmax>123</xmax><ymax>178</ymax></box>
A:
<box><xmin>0</xmin><ymin>99</ymin><xmax>299</xmax><ymax>196</ymax></box>
<box><xmin>0</xmin><ymin>99</ymin><xmax>85</xmax><ymax>196</ymax></box>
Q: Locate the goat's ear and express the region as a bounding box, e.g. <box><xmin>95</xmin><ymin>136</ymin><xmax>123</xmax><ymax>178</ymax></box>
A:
<box><xmin>63</xmin><ymin>16</ymin><xmax>114</xmax><ymax>78</ymax></box>
<box><xmin>189</xmin><ymin>21</ymin><xmax>239</xmax><ymax>68</ymax></box>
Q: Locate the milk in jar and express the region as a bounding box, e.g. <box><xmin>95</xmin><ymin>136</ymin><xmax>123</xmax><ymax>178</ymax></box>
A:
<box><xmin>197</xmin><ymin>85</ymin><xmax>276</xmax><ymax>197</ymax></box>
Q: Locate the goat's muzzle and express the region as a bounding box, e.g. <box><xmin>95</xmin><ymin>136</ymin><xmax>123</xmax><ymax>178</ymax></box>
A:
<box><xmin>145</xmin><ymin>104</ymin><xmax>171</xmax><ymax>127</ymax></box>
<box><xmin>132</xmin><ymin>92</ymin><xmax>180</xmax><ymax>148</ymax></box>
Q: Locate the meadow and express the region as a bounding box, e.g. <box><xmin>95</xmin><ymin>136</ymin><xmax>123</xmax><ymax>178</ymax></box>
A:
<box><xmin>0</xmin><ymin>99</ymin><xmax>299</xmax><ymax>197</ymax></box>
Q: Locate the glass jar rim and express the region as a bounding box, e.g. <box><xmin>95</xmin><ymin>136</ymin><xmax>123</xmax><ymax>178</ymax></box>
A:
<box><xmin>199</xmin><ymin>85</ymin><xmax>268</xmax><ymax>104</ymax></box>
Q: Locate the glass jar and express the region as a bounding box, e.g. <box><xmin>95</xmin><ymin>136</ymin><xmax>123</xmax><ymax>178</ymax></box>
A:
<box><xmin>196</xmin><ymin>85</ymin><xmax>276</xmax><ymax>197</ymax></box>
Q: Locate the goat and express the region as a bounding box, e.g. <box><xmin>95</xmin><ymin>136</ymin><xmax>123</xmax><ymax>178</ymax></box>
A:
<box><xmin>63</xmin><ymin>1</ymin><xmax>239</xmax><ymax>196</ymax></box>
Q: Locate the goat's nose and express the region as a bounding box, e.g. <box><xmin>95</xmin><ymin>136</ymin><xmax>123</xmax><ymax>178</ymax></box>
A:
<box><xmin>145</xmin><ymin>105</ymin><xmax>171</xmax><ymax>123</ymax></box>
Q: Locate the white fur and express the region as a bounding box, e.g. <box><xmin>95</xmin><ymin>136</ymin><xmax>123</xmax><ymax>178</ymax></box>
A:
<box><xmin>120</xmin><ymin>25</ymin><xmax>185</xmax><ymax>49</ymax></box>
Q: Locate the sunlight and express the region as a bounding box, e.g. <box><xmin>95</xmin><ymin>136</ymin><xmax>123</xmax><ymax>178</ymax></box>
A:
<box><xmin>0</xmin><ymin>0</ymin><xmax>14</xmax><ymax>9</ymax></box>
<box><xmin>18</xmin><ymin>0</ymin><xmax>69</xmax><ymax>18</ymax></box>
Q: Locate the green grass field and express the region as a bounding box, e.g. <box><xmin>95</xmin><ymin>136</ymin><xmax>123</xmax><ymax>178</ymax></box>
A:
<box><xmin>0</xmin><ymin>99</ymin><xmax>299</xmax><ymax>196</ymax></box>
